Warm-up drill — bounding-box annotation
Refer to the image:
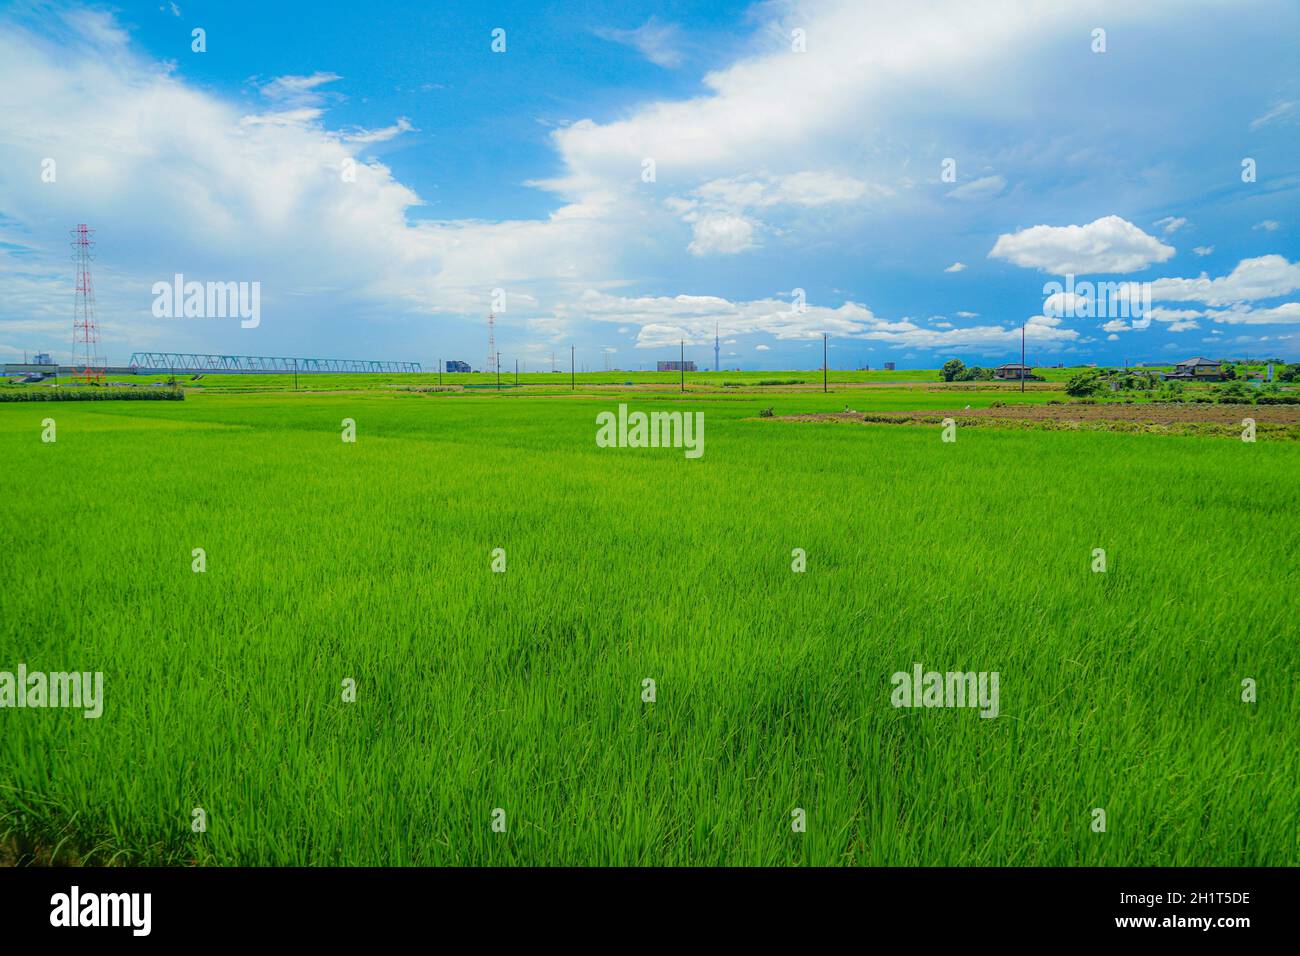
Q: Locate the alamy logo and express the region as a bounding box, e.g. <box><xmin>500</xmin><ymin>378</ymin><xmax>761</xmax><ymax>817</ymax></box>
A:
<box><xmin>50</xmin><ymin>886</ymin><xmax>151</xmax><ymax>936</ymax></box>
<box><xmin>0</xmin><ymin>665</ymin><xmax>103</xmax><ymax>718</ymax></box>
<box><xmin>152</xmin><ymin>274</ymin><xmax>261</xmax><ymax>328</ymax></box>
<box><xmin>890</xmin><ymin>664</ymin><xmax>999</xmax><ymax>719</ymax></box>
<box><xmin>1042</xmin><ymin>274</ymin><xmax>1151</xmax><ymax>321</ymax></box>
<box><xmin>596</xmin><ymin>404</ymin><xmax>704</xmax><ymax>459</ymax></box>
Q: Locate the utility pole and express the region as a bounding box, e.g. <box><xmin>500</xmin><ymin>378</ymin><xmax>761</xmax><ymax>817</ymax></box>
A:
<box><xmin>515</xmin><ymin>358</ymin><xmax>518</xmax><ymax>386</ymax></box>
<box><xmin>571</xmin><ymin>346</ymin><xmax>575</xmax><ymax>390</ymax></box>
<box><xmin>823</xmin><ymin>334</ymin><xmax>828</xmax><ymax>393</ymax></box>
<box><xmin>496</xmin><ymin>352</ymin><xmax>501</xmax><ymax>391</ymax></box>
<box><xmin>438</xmin><ymin>358</ymin><xmax>442</xmax><ymax>386</ymax></box>
<box><xmin>1021</xmin><ymin>323</ymin><xmax>1026</xmax><ymax>394</ymax></box>
<box><xmin>293</xmin><ymin>358</ymin><xmax>299</xmax><ymax>392</ymax></box>
<box><xmin>680</xmin><ymin>341</ymin><xmax>685</xmax><ymax>392</ymax></box>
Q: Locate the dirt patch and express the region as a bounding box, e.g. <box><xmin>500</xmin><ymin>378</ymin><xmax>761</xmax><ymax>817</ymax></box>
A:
<box><xmin>767</xmin><ymin>402</ymin><xmax>1300</xmax><ymax>438</ymax></box>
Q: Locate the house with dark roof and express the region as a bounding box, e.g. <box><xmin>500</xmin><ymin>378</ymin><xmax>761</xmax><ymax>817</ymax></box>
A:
<box><xmin>1164</xmin><ymin>357</ymin><xmax>1224</xmax><ymax>381</ymax></box>
<box><xmin>993</xmin><ymin>363</ymin><xmax>1034</xmax><ymax>380</ymax></box>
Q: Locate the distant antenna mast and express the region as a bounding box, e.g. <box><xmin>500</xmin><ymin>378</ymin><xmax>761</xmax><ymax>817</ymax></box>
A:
<box><xmin>486</xmin><ymin>312</ymin><xmax>496</xmax><ymax>374</ymax></box>
<box><xmin>71</xmin><ymin>224</ymin><xmax>103</xmax><ymax>383</ymax></box>
<box><xmin>714</xmin><ymin>322</ymin><xmax>720</xmax><ymax>372</ymax></box>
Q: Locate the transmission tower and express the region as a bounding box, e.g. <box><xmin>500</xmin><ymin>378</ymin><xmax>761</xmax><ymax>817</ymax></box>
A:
<box><xmin>486</xmin><ymin>312</ymin><xmax>496</xmax><ymax>374</ymax></box>
<box><xmin>71</xmin><ymin>224</ymin><xmax>104</xmax><ymax>383</ymax></box>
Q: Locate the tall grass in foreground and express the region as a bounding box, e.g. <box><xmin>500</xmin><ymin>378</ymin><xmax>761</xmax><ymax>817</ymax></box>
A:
<box><xmin>0</xmin><ymin>390</ymin><xmax>1296</xmax><ymax>865</ymax></box>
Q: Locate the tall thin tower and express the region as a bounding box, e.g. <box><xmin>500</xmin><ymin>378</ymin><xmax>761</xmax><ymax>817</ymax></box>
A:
<box><xmin>70</xmin><ymin>224</ymin><xmax>103</xmax><ymax>383</ymax></box>
<box><xmin>714</xmin><ymin>322</ymin><xmax>720</xmax><ymax>372</ymax></box>
<box><xmin>486</xmin><ymin>312</ymin><xmax>496</xmax><ymax>374</ymax></box>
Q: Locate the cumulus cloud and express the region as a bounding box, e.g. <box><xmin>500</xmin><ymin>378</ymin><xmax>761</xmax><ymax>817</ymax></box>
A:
<box><xmin>558</xmin><ymin>289</ymin><xmax>1078</xmax><ymax>350</ymax></box>
<box><xmin>693</xmin><ymin>170</ymin><xmax>880</xmax><ymax>209</ymax></box>
<box><xmin>1150</xmin><ymin>255</ymin><xmax>1300</xmax><ymax>306</ymax></box>
<box><xmin>988</xmin><ymin>216</ymin><xmax>1176</xmax><ymax>274</ymax></box>
<box><xmin>667</xmin><ymin>170</ymin><xmax>884</xmax><ymax>255</ymax></box>
<box><xmin>1193</xmin><ymin>246</ymin><xmax>1214</xmax><ymax>256</ymax></box>
<box><xmin>687</xmin><ymin>215</ymin><xmax>757</xmax><ymax>256</ymax></box>
<box><xmin>945</xmin><ymin>262</ymin><xmax>966</xmax><ymax>272</ymax></box>
<box><xmin>1203</xmin><ymin>302</ymin><xmax>1300</xmax><ymax>325</ymax></box>
<box><xmin>1153</xmin><ymin>216</ymin><xmax>1186</xmax><ymax>234</ymax></box>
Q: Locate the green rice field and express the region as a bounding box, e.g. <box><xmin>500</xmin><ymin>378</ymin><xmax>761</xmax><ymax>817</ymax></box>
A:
<box><xmin>1</xmin><ymin>383</ymin><xmax>1296</xmax><ymax>865</ymax></box>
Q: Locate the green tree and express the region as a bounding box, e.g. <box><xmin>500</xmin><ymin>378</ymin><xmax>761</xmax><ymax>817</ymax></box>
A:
<box><xmin>1065</xmin><ymin>371</ymin><xmax>1103</xmax><ymax>397</ymax></box>
<box><xmin>940</xmin><ymin>359</ymin><xmax>966</xmax><ymax>382</ymax></box>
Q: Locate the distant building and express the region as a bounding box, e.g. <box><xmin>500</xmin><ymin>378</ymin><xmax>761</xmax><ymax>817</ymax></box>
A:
<box><xmin>994</xmin><ymin>363</ymin><xmax>1034</xmax><ymax>380</ymax></box>
<box><xmin>658</xmin><ymin>360</ymin><xmax>696</xmax><ymax>372</ymax></box>
<box><xmin>883</xmin><ymin>362</ymin><xmax>896</xmax><ymax>371</ymax></box>
<box><xmin>445</xmin><ymin>360</ymin><xmax>470</xmax><ymax>373</ymax></box>
<box><xmin>1165</xmin><ymin>357</ymin><xmax>1223</xmax><ymax>381</ymax></box>
<box><xmin>33</xmin><ymin>352</ymin><xmax>54</xmax><ymax>365</ymax></box>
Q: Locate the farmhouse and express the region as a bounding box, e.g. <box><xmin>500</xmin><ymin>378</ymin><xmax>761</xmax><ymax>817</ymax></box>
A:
<box><xmin>993</xmin><ymin>363</ymin><xmax>1034</xmax><ymax>380</ymax></box>
<box><xmin>1165</xmin><ymin>357</ymin><xmax>1224</xmax><ymax>381</ymax></box>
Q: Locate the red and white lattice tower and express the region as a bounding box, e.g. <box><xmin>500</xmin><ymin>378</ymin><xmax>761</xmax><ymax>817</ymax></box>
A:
<box><xmin>486</xmin><ymin>312</ymin><xmax>496</xmax><ymax>374</ymax></box>
<box><xmin>70</xmin><ymin>224</ymin><xmax>104</xmax><ymax>383</ymax></box>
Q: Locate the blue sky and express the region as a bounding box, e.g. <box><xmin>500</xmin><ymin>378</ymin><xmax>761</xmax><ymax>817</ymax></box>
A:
<box><xmin>1</xmin><ymin>0</ymin><xmax>1298</xmax><ymax>370</ymax></box>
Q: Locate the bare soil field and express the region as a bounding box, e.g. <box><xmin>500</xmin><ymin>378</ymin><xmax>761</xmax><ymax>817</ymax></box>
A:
<box><xmin>769</xmin><ymin>401</ymin><xmax>1300</xmax><ymax>437</ymax></box>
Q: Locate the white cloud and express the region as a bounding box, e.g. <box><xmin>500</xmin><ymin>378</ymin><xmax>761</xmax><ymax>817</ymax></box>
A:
<box><xmin>1253</xmin><ymin>219</ymin><xmax>1280</xmax><ymax>231</ymax></box>
<box><xmin>258</xmin><ymin>72</ymin><xmax>342</xmax><ymax>108</ymax></box>
<box><xmin>988</xmin><ymin>216</ymin><xmax>1175</xmax><ymax>274</ymax></box>
<box><xmin>947</xmin><ymin>175</ymin><xmax>1005</xmax><ymax>202</ymax></box>
<box><xmin>1043</xmin><ymin>291</ymin><xmax>1088</xmax><ymax>317</ymax></box>
<box><xmin>1148</xmin><ymin>307</ymin><xmax>1203</xmax><ymax>328</ymax></box>
<box><xmin>1249</xmin><ymin>100</ymin><xmax>1295</xmax><ymax>131</ymax></box>
<box><xmin>1154</xmin><ymin>216</ymin><xmax>1186</xmax><ymax>234</ymax></box>
<box><xmin>1203</xmin><ymin>302</ymin><xmax>1300</xmax><ymax>325</ymax></box>
<box><xmin>1192</xmin><ymin>245</ymin><xmax>1214</xmax><ymax>256</ymax></box>
<box><xmin>945</xmin><ymin>262</ymin><xmax>966</xmax><ymax>272</ymax></box>
<box><xmin>1150</xmin><ymin>255</ymin><xmax>1300</xmax><ymax>306</ymax></box>
<box><xmin>558</xmin><ymin>289</ymin><xmax>1078</xmax><ymax>351</ymax></box>
<box><xmin>343</xmin><ymin>117</ymin><xmax>415</xmax><ymax>144</ymax></box>
<box><xmin>693</xmin><ymin>171</ymin><xmax>879</xmax><ymax>208</ymax></box>
<box><xmin>754</xmin><ymin>344</ymin><xmax>770</xmax><ymax>351</ymax></box>
<box><xmin>594</xmin><ymin>17</ymin><xmax>685</xmax><ymax>69</ymax></box>
<box><xmin>668</xmin><ymin>170</ymin><xmax>883</xmax><ymax>255</ymax></box>
<box><xmin>687</xmin><ymin>214</ymin><xmax>757</xmax><ymax>255</ymax></box>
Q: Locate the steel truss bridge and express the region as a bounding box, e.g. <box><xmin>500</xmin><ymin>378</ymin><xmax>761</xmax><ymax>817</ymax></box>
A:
<box><xmin>128</xmin><ymin>352</ymin><xmax>422</xmax><ymax>374</ymax></box>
